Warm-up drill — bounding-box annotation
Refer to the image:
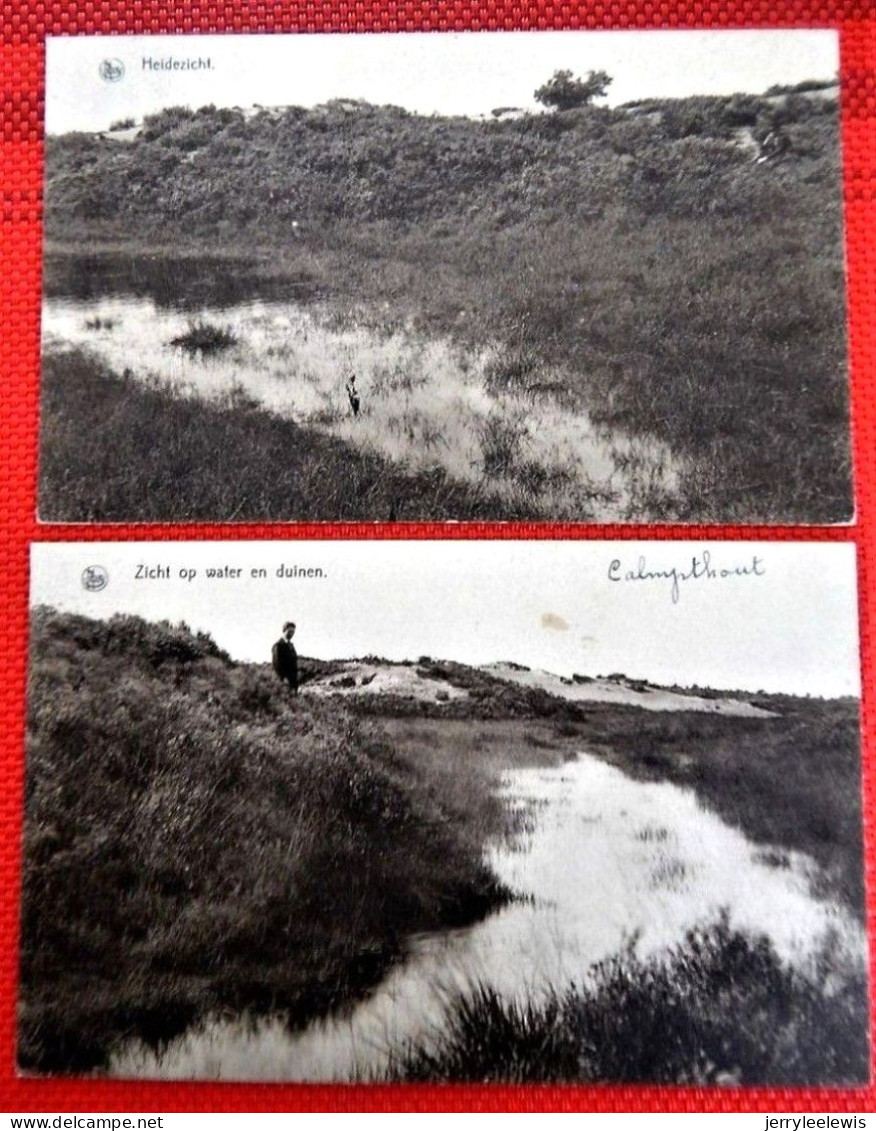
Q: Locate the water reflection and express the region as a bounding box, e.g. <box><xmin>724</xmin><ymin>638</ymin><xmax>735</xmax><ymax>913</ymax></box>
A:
<box><xmin>43</xmin><ymin>251</ymin><xmax>319</xmax><ymax>310</ymax></box>
<box><xmin>109</xmin><ymin>753</ymin><xmax>864</xmax><ymax>1082</ymax></box>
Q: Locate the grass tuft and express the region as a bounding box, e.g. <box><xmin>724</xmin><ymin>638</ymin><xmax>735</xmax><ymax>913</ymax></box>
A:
<box><xmin>170</xmin><ymin>319</ymin><xmax>238</xmax><ymax>355</ymax></box>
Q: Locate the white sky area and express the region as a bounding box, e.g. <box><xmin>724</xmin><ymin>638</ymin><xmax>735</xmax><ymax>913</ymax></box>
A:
<box><xmin>30</xmin><ymin>541</ymin><xmax>860</xmax><ymax>698</ymax></box>
<box><xmin>45</xmin><ymin>29</ymin><xmax>839</xmax><ymax>134</ymax></box>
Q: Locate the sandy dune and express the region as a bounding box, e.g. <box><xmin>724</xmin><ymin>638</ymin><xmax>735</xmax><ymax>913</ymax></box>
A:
<box><xmin>482</xmin><ymin>662</ymin><xmax>778</xmax><ymax>717</ymax></box>
<box><xmin>303</xmin><ymin>661</ymin><xmax>469</xmax><ymax>703</ymax></box>
<box><xmin>303</xmin><ymin>658</ymin><xmax>777</xmax><ymax>717</ymax></box>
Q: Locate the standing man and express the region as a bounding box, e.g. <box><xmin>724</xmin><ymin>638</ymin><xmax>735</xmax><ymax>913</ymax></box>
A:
<box><xmin>272</xmin><ymin>621</ymin><xmax>299</xmax><ymax>695</ymax></box>
<box><xmin>346</xmin><ymin>373</ymin><xmax>361</xmax><ymax>417</ymax></box>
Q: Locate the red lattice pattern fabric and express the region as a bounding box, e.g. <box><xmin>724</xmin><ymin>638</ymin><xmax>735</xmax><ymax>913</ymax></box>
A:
<box><xmin>2</xmin><ymin>0</ymin><xmax>875</xmax><ymax>1113</ymax></box>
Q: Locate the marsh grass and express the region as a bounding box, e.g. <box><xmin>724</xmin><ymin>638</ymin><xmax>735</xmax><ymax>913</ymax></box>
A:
<box><xmin>634</xmin><ymin>825</ymin><xmax>671</xmax><ymax>844</ymax></box>
<box><xmin>41</xmin><ymin>337</ymin><xmax>676</xmax><ymax>520</ymax></box>
<box><xmin>482</xmin><ymin>348</ymin><xmax>539</xmax><ymax>395</ymax></box>
<box><xmin>349</xmin><ymin>667</ymin><xmax>865</xmax><ymax>918</ymax></box>
<box><xmin>390</xmin><ymin>918</ymin><xmax>868</xmax><ymax>1084</ymax></box>
<box><xmin>479</xmin><ymin>411</ymin><xmax>529</xmax><ymax>479</ymax></box>
<box><xmin>38</xmin><ymin>351</ymin><xmax>524</xmax><ymax>522</ymax></box>
<box><xmin>41</xmin><ymin>317</ymin><xmax>680</xmax><ymax>521</ymax></box>
<box><xmin>581</xmin><ymin>699</ymin><xmax>866</xmax><ymax>916</ymax></box>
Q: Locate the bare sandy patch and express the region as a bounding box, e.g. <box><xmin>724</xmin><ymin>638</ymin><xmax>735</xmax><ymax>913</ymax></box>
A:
<box><xmin>303</xmin><ymin>661</ymin><xmax>469</xmax><ymax>704</ymax></box>
<box><xmin>483</xmin><ymin>663</ymin><xmax>778</xmax><ymax>718</ymax></box>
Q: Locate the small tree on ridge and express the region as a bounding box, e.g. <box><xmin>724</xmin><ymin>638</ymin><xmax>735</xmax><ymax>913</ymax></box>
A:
<box><xmin>534</xmin><ymin>69</ymin><xmax>613</xmax><ymax>111</ymax></box>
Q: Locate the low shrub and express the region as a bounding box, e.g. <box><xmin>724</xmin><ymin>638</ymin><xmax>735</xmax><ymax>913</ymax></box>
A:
<box><xmin>169</xmin><ymin>319</ymin><xmax>238</xmax><ymax>354</ymax></box>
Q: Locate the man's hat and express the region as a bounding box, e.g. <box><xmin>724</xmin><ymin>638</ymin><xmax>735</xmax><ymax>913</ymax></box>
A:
<box><xmin>283</xmin><ymin>621</ymin><xmax>296</xmax><ymax>632</ymax></box>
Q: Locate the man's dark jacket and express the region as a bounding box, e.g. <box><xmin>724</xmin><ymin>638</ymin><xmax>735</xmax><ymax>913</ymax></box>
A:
<box><xmin>272</xmin><ymin>637</ymin><xmax>298</xmax><ymax>691</ymax></box>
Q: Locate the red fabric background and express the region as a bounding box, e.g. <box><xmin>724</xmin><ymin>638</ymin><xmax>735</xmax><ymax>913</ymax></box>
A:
<box><xmin>1</xmin><ymin>1</ymin><xmax>874</xmax><ymax>1113</ymax></box>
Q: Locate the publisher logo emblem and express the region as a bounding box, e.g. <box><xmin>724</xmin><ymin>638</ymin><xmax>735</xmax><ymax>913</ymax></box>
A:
<box><xmin>99</xmin><ymin>58</ymin><xmax>125</xmax><ymax>83</ymax></box>
<box><xmin>81</xmin><ymin>565</ymin><xmax>109</xmax><ymax>592</ymax></box>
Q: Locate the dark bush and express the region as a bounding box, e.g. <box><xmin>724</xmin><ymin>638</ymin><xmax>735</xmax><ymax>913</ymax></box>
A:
<box><xmin>394</xmin><ymin>917</ymin><xmax>868</xmax><ymax>1084</ymax></box>
<box><xmin>169</xmin><ymin>319</ymin><xmax>238</xmax><ymax>354</ymax></box>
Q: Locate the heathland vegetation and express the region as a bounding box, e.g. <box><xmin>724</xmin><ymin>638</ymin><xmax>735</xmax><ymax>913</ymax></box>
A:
<box><xmin>41</xmin><ymin>81</ymin><xmax>851</xmax><ymax>522</ymax></box>
<box><xmin>20</xmin><ymin>611</ymin><xmax>866</xmax><ymax>1081</ymax></box>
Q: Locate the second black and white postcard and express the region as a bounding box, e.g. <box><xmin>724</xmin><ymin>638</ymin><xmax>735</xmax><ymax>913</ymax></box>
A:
<box><xmin>19</xmin><ymin>541</ymin><xmax>868</xmax><ymax>1083</ymax></box>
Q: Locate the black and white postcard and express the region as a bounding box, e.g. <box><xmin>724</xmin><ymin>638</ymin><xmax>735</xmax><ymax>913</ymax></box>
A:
<box><xmin>20</xmin><ymin>540</ymin><xmax>867</xmax><ymax>1082</ymax></box>
<box><xmin>40</xmin><ymin>30</ymin><xmax>852</xmax><ymax>524</ymax></box>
